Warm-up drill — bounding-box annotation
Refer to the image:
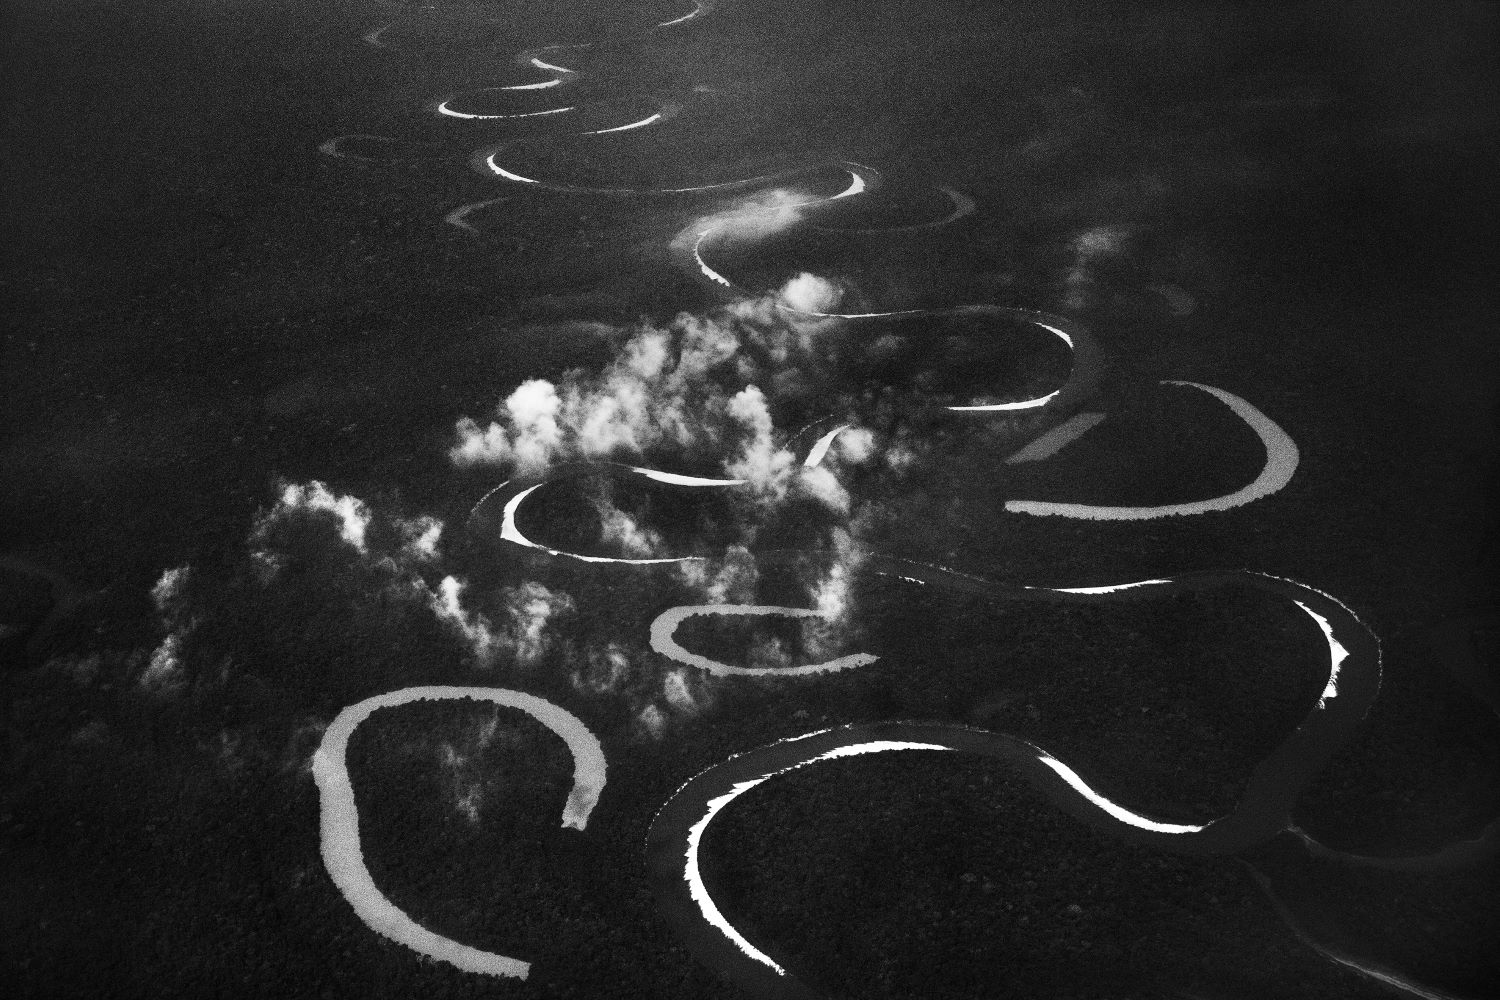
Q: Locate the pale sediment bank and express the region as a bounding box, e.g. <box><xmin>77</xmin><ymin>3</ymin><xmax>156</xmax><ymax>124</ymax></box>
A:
<box><xmin>650</xmin><ymin>604</ymin><xmax>880</xmax><ymax>676</ymax></box>
<box><xmin>1005</xmin><ymin>380</ymin><xmax>1299</xmax><ymax>520</ymax></box>
<box><xmin>313</xmin><ymin>686</ymin><xmax>606</xmax><ymax>978</ymax></box>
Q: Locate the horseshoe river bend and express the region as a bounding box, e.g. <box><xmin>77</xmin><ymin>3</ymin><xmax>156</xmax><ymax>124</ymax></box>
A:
<box><xmin>2</xmin><ymin>2</ymin><xmax>1498</xmax><ymax>998</ymax></box>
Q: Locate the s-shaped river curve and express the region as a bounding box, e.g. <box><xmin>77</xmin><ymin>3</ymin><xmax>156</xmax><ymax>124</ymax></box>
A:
<box><xmin>309</xmin><ymin>4</ymin><xmax>1457</xmax><ymax>997</ymax></box>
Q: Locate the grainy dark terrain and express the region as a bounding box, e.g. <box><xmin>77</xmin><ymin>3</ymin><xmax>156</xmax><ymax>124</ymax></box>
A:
<box><xmin>3</xmin><ymin>1</ymin><xmax>1498</xmax><ymax>998</ymax></box>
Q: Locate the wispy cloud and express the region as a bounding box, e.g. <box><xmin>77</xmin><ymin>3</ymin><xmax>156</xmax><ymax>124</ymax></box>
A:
<box><xmin>428</xmin><ymin>575</ymin><xmax>576</xmax><ymax>669</ymax></box>
<box><xmin>449</xmin><ymin>277</ymin><xmax>849</xmax><ymax>489</ymax></box>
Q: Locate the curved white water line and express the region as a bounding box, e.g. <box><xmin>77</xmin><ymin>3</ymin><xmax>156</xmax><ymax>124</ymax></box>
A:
<box><xmin>583</xmin><ymin>111</ymin><xmax>664</xmax><ymax>135</ymax></box>
<box><xmin>502</xmin><ymin>485</ymin><xmax>685</xmax><ymax>565</ymax></box>
<box><xmin>481</xmin><ymin>154</ymin><xmax>874</xmax><ymax>199</ymax></box>
<box><xmin>1042</xmin><ymin>578</ymin><xmax>1172</xmax><ymax>595</ymax></box>
<box><xmin>1254</xmin><ymin>570</ymin><xmax>1369</xmax><ymax>716</ymax></box>
<box><xmin>831</xmin><ymin>170</ymin><xmax>867</xmax><ymax>200</ymax></box>
<box><xmin>486</xmin><ymin>160</ymin><xmax>543</xmax><ymax>185</ymax></box>
<box><xmin>1293</xmin><ymin>600</ymin><xmax>1349</xmax><ymax>709</ymax></box>
<box><xmin>656</xmin><ymin>2</ymin><xmax>708</xmax><ymax>29</ymax></box>
<box><xmin>936</xmin><ymin>185</ymin><xmax>977</xmax><ymax>223</ymax></box>
<box><xmin>437</xmin><ymin>98</ymin><xmax>576</xmax><ymax>121</ymax></box>
<box><xmin>1036</xmin><ymin>755</ymin><xmax>1205</xmax><ymax>834</ymax></box>
<box><xmin>469</xmin><ymin>465</ymin><xmax>740</xmax><ymax>522</ymax></box>
<box><xmin>1245</xmin><ymin>866</ymin><xmax>1465</xmax><ymax>1000</ymax></box>
<box><xmin>499</xmin><ymin>468</ymin><xmax>742</xmax><ymax>565</ymax></box>
<box><xmin>502</xmin><ymin>78</ymin><xmax>563</xmax><ymax>91</ymax></box>
<box><xmin>528</xmin><ymin>54</ymin><xmax>577</xmax><ymax>74</ymax></box>
<box><xmin>312</xmin><ymin>686</ymin><xmax>607</xmax><ymax>979</ymax></box>
<box><xmin>650</xmin><ymin>605</ymin><xmax>881</xmax><ymax>676</ymax></box>
<box><xmin>682</xmin><ymin>740</ymin><xmax>952</xmax><ymax>974</ymax></box>
<box><xmin>1005</xmin><ymin>381</ymin><xmax>1299</xmax><ymax>519</ymax></box>
<box><xmin>628</xmin><ymin>467</ymin><xmax>745</xmax><ymax>486</ymax></box>
<box><xmin>692</xmin><ymin>231</ymin><xmax>733</xmax><ymax>287</ymax></box>
<box><xmin>942</xmin><ymin>322</ymin><xmax>1073</xmax><ymax>413</ymax></box>
<box><xmin>948</xmin><ymin>388</ymin><xmax>1059</xmax><ymax>413</ymax></box>
<box><xmin>468</xmin><ymin>478</ymin><xmax>512</xmax><ymax>521</ymax></box>
<box><xmin>445</xmin><ymin>196</ymin><xmax>509</xmax><ymax>232</ymax></box>
<box><xmin>803</xmin><ymin>424</ymin><xmax>851</xmax><ymax>467</ymax></box>
<box><xmin>812</xmin><ymin>184</ymin><xmax>976</xmax><ymax>235</ymax></box>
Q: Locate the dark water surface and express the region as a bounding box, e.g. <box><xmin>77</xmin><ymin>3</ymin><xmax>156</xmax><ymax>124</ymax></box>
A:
<box><xmin>3</xmin><ymin>1</ymin><xmax>1498</xmax><ymax>997</ymax></box>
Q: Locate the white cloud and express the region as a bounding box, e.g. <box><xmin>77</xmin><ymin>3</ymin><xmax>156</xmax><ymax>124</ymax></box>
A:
<box><xmin>506</xmin><ymin>580</ymin><xmax>574</xmax><ymax>667</ymax></box>
<box><xmin>247</xmin><ymin>481</ymin><xmax>447</xmax><ymax>596</ymax></box>
<box><xmin>139</xmin><ymin>632</ymin><xmax>187</xmax><ymax>695</ymax></box>
<box><xmin>573</xmin><ymin>643</ymin><xmax>632</xmax><ymax>695</ymax></box>
<box><xmin>836</xmin><ymin>427</ymin><xmax>877</xmax><ymax>465</ymax></box>
<box><xmin>151</xmin><ymin>565</ymin><xmax>192</xmax><ymax>617</ymax></box>
<box><xmin>1073</xmin><ymin>225</ymin><xmax>1129</xmax><ymax>258</ymax></box>
<box><xmin>803</xmin><ymin>528</ymin><xmax>865</xmax><ymax>660</ymax></box>
<box><xmin>594</xmin><ymin>494</ymin><xmax>663</xmax><ymax>559</ymax></box>
<box><xmin>778</xmin><ymin>271</ymin><xmax>842</xmax><ymax>313</ymax></box>
<box><xmin>1064</xmin><ymin>225</ymin><xmax>1131</xmax><ymax>311</ymax></box>
<box><xmin>269</xmin><ymin>481</ymin><xmax>373</xmax><ymax>553</ymax></box>
<box><xmin>724</xmin><ymin>385</ymin><xmax>796</xmax><ymax>502</ymax></box>
<box><xmin>430</xmin><ymin>575</ymin><xmax>506</xmax><ymax>666</ymax></box>
<box><xmin>676</xmin><ymin>544</ymin><xmax>759</xmax><ymax>604</ymax></box>
<box><xmin>662</xmin><ymin>668</ymin><xmax>698</xmax><ymax>713</ymax></box>
<box><xmin>428</xmin><ymin>576</ymin><xmax>576</xmax><ymax>669</ymax></box>
<box><xmin>396</xmin><ymin>515</ymin><xmax>443</xmax><ymax>562</ymax></box>
<box><xmin>636</xmin><ymin>703</ymin><xmax>668</xmax><ymax>740</ymax></box>
<box><xmin>450</xmin><ymin>379</ymin><xmax>566</xmax><ymax>474</ymax></box>
<box><xmin>447</xmin><ymin>294</ymin><xmax>828</xmax><ymax>485</ymax></box>
<box><xmin>748</xmin><ymin>634</ymin><xmax>793</xmax><ymax>671</ymax></box>
<box><xmin>449</xmin><ymin>416</ymin><xmax>516</xmax><ymax>468</ymax></box>
<box><xmin>796</xmin><ymin>465</ymin><xmax>851</xmax><ymax>515</ymax></box>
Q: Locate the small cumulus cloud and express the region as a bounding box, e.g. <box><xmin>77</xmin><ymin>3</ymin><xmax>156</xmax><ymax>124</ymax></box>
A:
<box><xmin>1063</xmin><ymin>225</ymin><xmax>1132</xmax><ymax>312</ymax></box>
<box><xmin>1073</xmin><ymin>226</ymin><xmax>1130</xmax><ymax>259</ymax></box>
<box><xmin>631</xmin><ymin>663</ymin><xmax>714</xmax><ymax>741</ymax></box>
<box><xmin>724</xmin><ymin>385</ymin><xmax>796</xmax><ymax>502</ymax></box>
<box><xmin>635</xmin><ymin>703</ymin><xmax>668</xmax><ymax>740</ymax></box>
<box><xmin>140</xmin><ymin>564</ymin><xmax>199</xmax><ymax>697</ymax></box>
<box><xmin>436</xmin><ymin>713</ymin><xmax>510</xmax><ymax>825</ymax></box>
<box><xmin>674</xmin><ymin>188</ymin><xmax>816</xmax><ymax>266</ymax></box>
<box><xmin>429</xmin><ymin>575</ymin><xmax>576</xmax><ymax>669</ymax></box>
<box><xmin>802</xmin><ymin>527</ymin><xmax>866</xmax><ymax>661</ymax></box>
<box><xmin>450</xmin><ymin>378</ymin><xmax>564</xmax><ymax>474</ymax></box>
<box><xmin>440</xmin><ymin>743</ymin><xmax>486</xmax><ymax>824</ymax></box>
<box><xmin>796</xmin><ymin>464</ymin><xmax>851</xmax><ymax>515</ymax></box>
<box><xmin>260</xmin><ymin>480</ymin><xmax>373</xmax><ymax>553</ymax></box>
<box><xmin>594</xmin><ymin>493</ymin><xmax>664</xmax><ymax>559</ymax></box>
<box><xmin>748</xmin><ymin>633</ymin><xmax>794</xmax><ymax>671</ymax></box>
<box><xmin>572</xmin><ymin>642</ymin><xmax>633</xmax><ymax>696</ymax></box>
<box><xmin>430</xmin><ymin>575</ymin><xmax>507</xmax><ymax>666</ymax></box>
<box><xmin>675</xmin><ymin>543</ymin><xmax>759</xmax><ymax>604</ymax></box>
<box><xmin>447</xmin><ymin>278</ymin><xmax>849</xmax><ymax>489</ymax></box>
<box><xmin>396</xmin><ymin>515</ymin><xmax>443</xmax><ymax>562</ymax></box>
<box><xmin>247</xmin><ymin>480</ymin><xmax>447</xmax><ymax>595</ymax></box>
<box><xmin>139</xmin><ymin>631</ymin><xmax>187</xmax><ymax>696</ymax></box>
<box><xmin>662</xmin><ymin>668</ymin><xmax>699</xmax><ymax>713</ymax></box>
<box><xmin>151</xmin><ymin>565</ymin><xmax>192</xmax><ymax>618</ymax></box>
<box><xmin>779</xmin><ymin>271</ymin><xmax>843</xmax><ymax>314</ymax></box>
<box><xmin>507</xmin><ymin>580</ymin><xmax>575</xmax><ymax>667</ymax></box>
<box><xmin>835</xmin><ymin>427</ymin><xmax>877</xmax><ymax>465</ymax></box>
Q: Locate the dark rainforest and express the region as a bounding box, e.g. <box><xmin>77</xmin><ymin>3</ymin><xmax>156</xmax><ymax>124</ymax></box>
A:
<box><xmin>2</xmin><ymin>2</ymin><xmax>1498</xmax><ymax>999</ymax></box>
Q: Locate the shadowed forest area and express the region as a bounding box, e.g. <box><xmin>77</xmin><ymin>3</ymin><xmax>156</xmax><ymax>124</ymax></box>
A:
<box><xmin>3</xmin><ymin>1</ymin><xmax>1498</xmax><ymax>997</ymax></box>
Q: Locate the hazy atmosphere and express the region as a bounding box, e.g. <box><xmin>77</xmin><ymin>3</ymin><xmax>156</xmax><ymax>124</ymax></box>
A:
<box><xmin>3</xmin><ymin>1</ymin><xmax>1498</xmax><ymax>997</ymax></box>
